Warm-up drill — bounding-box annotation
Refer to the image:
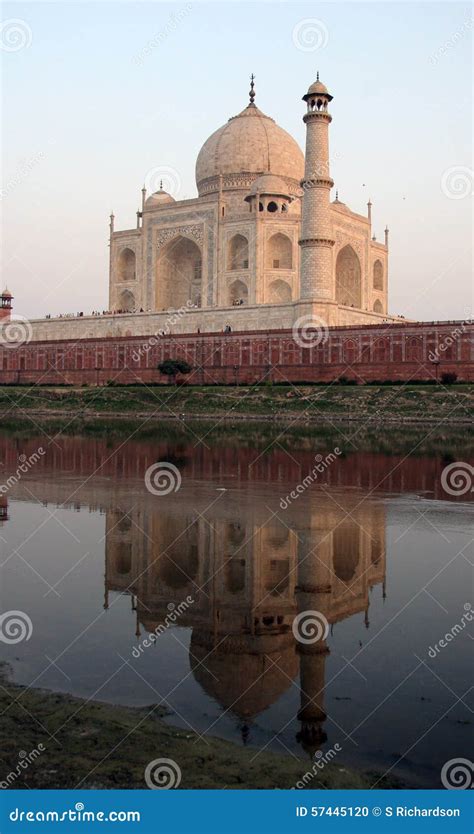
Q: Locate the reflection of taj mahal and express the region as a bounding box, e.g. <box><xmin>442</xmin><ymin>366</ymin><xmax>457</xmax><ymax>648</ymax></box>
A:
<box><xmin>105</xmin><ymin>497</ymin><xmax>386</xmax><ymax>754</ymax></box>
<box><xmin>108</xmin><ymin>73</ymin><xmax>395</xmax><ymax>330</ymax></box>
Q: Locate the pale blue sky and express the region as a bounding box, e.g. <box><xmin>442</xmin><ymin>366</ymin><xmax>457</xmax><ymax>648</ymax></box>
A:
<box><xmin>1</xmin><ymin>1</ymin><xmax>472</xmax><ymax>320</ymax></box>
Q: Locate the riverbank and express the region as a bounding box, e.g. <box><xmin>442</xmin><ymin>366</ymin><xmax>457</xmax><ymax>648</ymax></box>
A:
<box><xmin>0</xmin><ymin>383</ymin><xmax>472</xmax><ymax>425</ymax></box>
<box><xmin>0</xmin><ymin>672</ymin><xmax>401</xmax><ymax>790</ymax></box>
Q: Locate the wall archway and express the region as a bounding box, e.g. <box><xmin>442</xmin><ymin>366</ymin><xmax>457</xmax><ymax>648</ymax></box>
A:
<box><xmin>333</xmin><ymin>523</ymin><xmax>360</xmax><ymax>583</ymax></box>
<box><xmin>268</xmin><ymin>279</ymin><xmax>292</xmax><ymax>303</ymax></box>
<box><xmin>229</xmin><ymin>279</ymin><xmax>248</xmax><ymax>305</ymax></box>
<box><xmin>335</xmin><ymin>245</ymin><xmax>361</xmax><ymax>308</ymax></box>
<box><xmin>119</xmin><ymin>289</ymin><xmax>136</xmax><ymax>312</ymax></box>
<box><xmin>266</xmin><ymin>233</ymin><xmax>293</xmax><ymax>270</ymax></box>
<box><xmin>227</xmin><ymin>234</ymin><xmax>249</xmax><ymax>271</ymax></box>
<box><xmin>156</xmin><ymin>235</ymin><xmax>202</xmax><ymax>309</ymax></box>
<box><xmin>373</xmin><ymin>260</ymin><xmax>384</xmax><ymax>290</ymax></box>
<box><xmin>373</xmin><ymin>299</ymin><xmax>383</xmax><ymax>314</ymax></box>
<box><xmin>118</xmin><ymin>248</ymin><xmax>136</xmax><ymax>282</ymax></box>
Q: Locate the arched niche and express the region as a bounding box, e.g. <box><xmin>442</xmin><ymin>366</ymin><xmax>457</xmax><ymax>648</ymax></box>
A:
<box><xmin>227</xmin><ymin>234</ymin><xmax>249</xmax><ymax>271</ymax></box>
<box><xmin>266</xmin><ymin>233</ymin><xmax>293</xmax><ymax>270</ymax></box>
<box><xmin>373</xmin><ymin>299</ymin><xmax>383</xmax><ymax>314</ymax></box>
<box><xmin>229</xmin><ymin>279</ymin><xmax>248</xmax><ymax>306</ymax></box>
<box><xmin>118</xmin><ymin>248</ymin><xmax>136</xmax><ymax>282</ymax></box>
<box><xmin>335</xmin><ymin>245</ymin><xmax>362</xmax><ymax>308</ymax></box>
<box><xmin>373</xmin><ymin>260</ymin><xmax>384</xmax><ymax>290</ymax></box>
<box><xmin>119</xmin><ymin>289</ymin><xmax>136</xmax><ymax>313</ymax></box>
<box><xmin>156</xmin><ymin>235</ymin><xmax>202</xmax><ymax>309</ymax></box>
<box><xmin>268</xmin><ymin>279</ymin><xmax>292</xmax><ymax>304</ymax></box>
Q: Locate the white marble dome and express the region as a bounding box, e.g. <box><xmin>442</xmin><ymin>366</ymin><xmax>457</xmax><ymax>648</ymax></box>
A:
<box><xmin>195</xmin><ymin>103</ymin><xmax>304</xmax><ymax>195</ymax></box>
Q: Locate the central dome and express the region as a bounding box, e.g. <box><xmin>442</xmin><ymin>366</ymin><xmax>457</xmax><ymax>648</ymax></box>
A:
<box><xmin>195</xmin><ymin>103</ymin><xmax>304</xmax><ymax>196</ymax></box>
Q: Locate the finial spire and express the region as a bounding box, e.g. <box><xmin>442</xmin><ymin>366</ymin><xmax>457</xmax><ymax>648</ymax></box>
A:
<box><xmin>316</xmin><ymin>71</ymin><xmax>319</xmax><ymax>81</ymax></box>
<box><xmin>249</xmin><ymin>73</ymin><xmax>255</xmax><ymax>105</ymax></box>
<box><xmin>159</xmin><ymin>179</ymin><xmax>163</xmax><ymax>190</ymax></box>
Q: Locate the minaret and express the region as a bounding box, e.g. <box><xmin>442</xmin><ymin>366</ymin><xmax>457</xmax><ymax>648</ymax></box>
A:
<box><xmin>299</xmin><ymin>73</ymin><xmax>335</xmax><ymax>300</ymax></box>
<box><xmin>0</xmin><ymin>287</ymin><xmax>13</xmax><ymax>322</ymax></box>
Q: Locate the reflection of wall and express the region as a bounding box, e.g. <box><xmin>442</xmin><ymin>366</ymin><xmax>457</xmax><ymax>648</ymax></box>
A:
<box><xmin>104</xmin><ymin>497</ymin><xmax>386</xmax><ymax>753</ymax></box>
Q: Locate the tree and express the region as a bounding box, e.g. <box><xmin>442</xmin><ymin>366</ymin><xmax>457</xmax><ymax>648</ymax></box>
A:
<box><xmin>158</xmin><ymin>358</ymin><xmax>192</xmax><ymax>384</ymax></box>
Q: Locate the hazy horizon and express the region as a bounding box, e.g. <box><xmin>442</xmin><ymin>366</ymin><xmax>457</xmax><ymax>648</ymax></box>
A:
<box><xmin>1</xmin><ymin>1</ymin><xmax>472</xmax><ymax>322</ymax></box>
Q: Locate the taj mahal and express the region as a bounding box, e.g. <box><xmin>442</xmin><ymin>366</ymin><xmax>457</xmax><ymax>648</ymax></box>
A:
<box><xmin>0</xmin><ymin>72</ymin><xmax>401</xmax><ymax>346</ymax></box>
<box><xmin>108</xmin><ymin>72</ymin><xmax>393</xmax><ymax>331</ymax></box>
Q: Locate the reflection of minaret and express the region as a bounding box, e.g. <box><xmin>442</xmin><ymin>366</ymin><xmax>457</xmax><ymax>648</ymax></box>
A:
<box><xmin>0</xmin><ymin>496</ymin><xmax>9</xmax><ymax>525</ymax></box>
<box><xmin>295</xmin><ymin>527</ymin><xmax>332</xmax><ymax>755</ymax></box>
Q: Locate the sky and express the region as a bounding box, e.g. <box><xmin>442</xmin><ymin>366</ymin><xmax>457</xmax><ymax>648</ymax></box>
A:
<box><xmin>1</xmin><ymin>1</ymin><xmax>472</xmax><ymax>322</ymax></box>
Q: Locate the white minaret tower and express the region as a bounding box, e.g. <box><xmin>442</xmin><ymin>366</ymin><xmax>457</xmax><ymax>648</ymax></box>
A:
<box><xmin>299</xmin><ymin>73</ymin><xmax>335</xmax><ymax>301</ymax></box>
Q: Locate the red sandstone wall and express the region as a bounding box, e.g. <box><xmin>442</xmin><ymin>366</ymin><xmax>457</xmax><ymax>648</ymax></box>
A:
<box><xmin>0</xmin><ymin>322</ymin><xmax>472</xmax><ymax>385</ymax></box>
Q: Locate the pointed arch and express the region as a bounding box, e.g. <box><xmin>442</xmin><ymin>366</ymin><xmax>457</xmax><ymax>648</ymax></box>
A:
<box><xmin>117</xmin><ymin>248</ymin><xmax>136</xmax><ymax>282</ymax></box>
<box><xmin>156</xmin><ymin>235</ymin><xmax>202</xmax><ymax>310</ymax></box>
<box><xmin>119</xmin><ymin>289</ymin><xmax>136</xmax><ymax>312</ymax></box>
<box><xmin>373</xmin><ymin>259</ymin><xmax>384</xmax><ymax>290</ymax></box>
<box><xmin>227</xmin><ymin>234</ymin><xmax>249</xmax><ymax>271</ymax></box>
<box><xmin>336</xmin><ymin>245</ymin><xmax>361</xmax><ymax>308</ymax></box>
<box><xmin>268</xmin><ymin>279</ymin><xmax>292</xmax><ymax>303</ymax></box>
<box><xmin>266</xmin><ymin>233</ymin><xmax>293</xmax><ymax>270</ymax></box>
<box><xmin>229</xmin><ymin>279</ymin><xmax>248</xmax><ymax>306</ymax></box>
<box><xmin>373</xmin><ymin>299</ymin><xmax>383</xmax><ymax>314</ymax></box>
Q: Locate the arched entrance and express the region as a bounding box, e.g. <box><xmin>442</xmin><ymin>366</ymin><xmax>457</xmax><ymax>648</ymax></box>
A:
<box><xmin>335</xmin><ymin>245</ymin><xmax>361</xmax><ymax>308</ymax></box>
<box><xmin>118</xmin><ymin>248</ymin><xmax>136</xmax><ymax>282</ymax></box>
<box><xmin>156</xmin><ymin>236</ymin><xmax>202</xmax><ymax>309</ymax></box>
<box><xmin>229</xmin><ymin>279</ymin><xmax>248</xmax><ymax>306</ymax></box>
<box><xmin>268</xmin><ymin>279</ymin><xmax>292</xmax><ymax>303</ymax></box>
<box><xmin>119</xmin><ymin>289</ymin><xmax>136</xmax><ymax>312</ymax></box>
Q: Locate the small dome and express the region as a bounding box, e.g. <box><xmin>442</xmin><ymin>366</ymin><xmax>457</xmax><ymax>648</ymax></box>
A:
<box><xmin>303</xmin><ymin>75</ymin><xmax>333</xmax><ymax>103</ymax></box>
<box><xmin>145</xmin><ymin>189</ymin><xmax>176</xmax><ymax>208</ymax></box>
<box><xmin>245</xmin><ymin>174</ymin><xmax>292</xmax><ymax>201</ymax></box>
<box><xmin>1</xmin><ymin>287</ymin><xmax>12</xmax><ymax>297</ymax></box>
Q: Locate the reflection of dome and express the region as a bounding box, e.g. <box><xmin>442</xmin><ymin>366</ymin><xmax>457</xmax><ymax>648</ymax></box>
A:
<box><xmin>196</xmin><ymin>104</ymin><xmax>304</xmax><ymax>195</ymax></box>
<box><xmin>145</xmin><ymin>189</ymin><xmax>175</xmax><ymax>208</ymax></box>
<box><xmin>190</xmin><ymin>631</ymin><xmax>297</xmax><ymax>718</ymax></box>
